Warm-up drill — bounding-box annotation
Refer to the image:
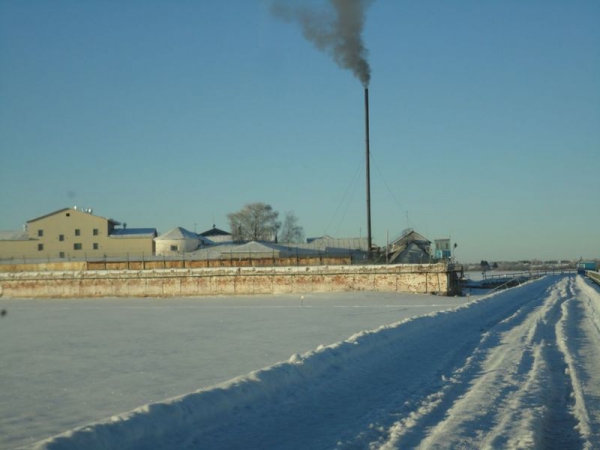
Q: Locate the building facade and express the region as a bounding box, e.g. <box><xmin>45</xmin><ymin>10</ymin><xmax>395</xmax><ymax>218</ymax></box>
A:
<box><xmin>0</xmin><ymin>208</ymin><xmax>156</xmax><ymax>260</ymax></box>
<box><xmin>434</xmin><ymin>238</ymin><xmax>452</xmax><ymax>260</ymax></box>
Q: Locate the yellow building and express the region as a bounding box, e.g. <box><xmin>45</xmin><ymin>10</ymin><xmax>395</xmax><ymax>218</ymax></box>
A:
<box><xmin>0</xmin><ymin>207</ymin><xmax>156</xmax><ymax>260</ymax></box>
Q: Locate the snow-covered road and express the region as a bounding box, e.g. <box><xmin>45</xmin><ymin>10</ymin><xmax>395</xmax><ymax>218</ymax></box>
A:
<box><xmin>32</xmin><ymin>275</ymin><xmax>600</xmax><ymax>449</ymax></box>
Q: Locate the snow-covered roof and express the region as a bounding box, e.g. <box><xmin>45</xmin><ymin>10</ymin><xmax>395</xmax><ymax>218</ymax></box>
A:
<box><xmin>220</xmin><ymin>241</ymin><xmax>281</xmax><ymax>255</ymax></box>
<box><xmin>186</xmin><ymin>242</ymin><xmax>234</xmax><ymax>259</ymax></box>
<box><xmin>0</xmin><ymin>230</ymin><xmax>29</xmax><ymax>241</ymax></box>
<box><xmin>156</xmin><ymin>227</ymin><xmax>199</xmax><ymax>241</ymax></box>
<box><xmin>110</xmin><ymin>228</ymin><xmax>157</xmax><ymax>238</ymax></box>
<box><xmin>390</xmin><ymin>230</ymin><xmax>431</xmax><ymax>247</ymax></box>
<box><xmin>184</xmin><ymin>240</ymin><xmax>362</xmax><ymax>260</ymax></box>
<box><xmin>223</xmin><ymin>241</ymin><xmax>355</xmax><ymax>257</ymax></box>
<box><xmin>304</xmin><ymin>237</ymin><xmax>369</xmax><ymax>251</ymax></box>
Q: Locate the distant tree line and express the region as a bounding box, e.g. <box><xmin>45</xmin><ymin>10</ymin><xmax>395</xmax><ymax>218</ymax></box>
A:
<box><xmin>480</xmin><ymin>260</ymin><xmax>498</xmax><ymax>271</ymax></box>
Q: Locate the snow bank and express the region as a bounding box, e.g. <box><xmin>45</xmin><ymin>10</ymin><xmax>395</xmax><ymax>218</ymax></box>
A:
<box><xmin>32</xmin><ymin>297</ymin><xmax>482</xmax><ymax>450</ymax></box>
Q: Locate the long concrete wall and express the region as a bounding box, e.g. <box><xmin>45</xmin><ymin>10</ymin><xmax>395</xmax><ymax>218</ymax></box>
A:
<box><xmin>0</xmin><ymin>256</ymin><xmax>352</xmax><ymax>273</ymax></box>
<box><xmin>0</xmin><ymin>264</ymin><xmax>459</xmax><ymax>298</ymax></box>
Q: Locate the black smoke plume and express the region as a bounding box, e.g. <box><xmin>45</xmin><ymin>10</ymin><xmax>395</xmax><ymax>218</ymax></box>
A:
<box><xmin>271</xmin><ymin>0</ymin><xmax>374</xmax><ymax>86</ymax></box>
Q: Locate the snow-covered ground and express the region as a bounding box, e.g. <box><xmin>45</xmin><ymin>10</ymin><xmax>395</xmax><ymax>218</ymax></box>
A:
<box><xmin>4</xmin><ymin>275</ymin><xmax>600</xmax><ymax>449</ymax></box>
<box><xmin>0</xmin><ymin>291</ymin><xmax>468</xmax><ymax>449</ymax></box>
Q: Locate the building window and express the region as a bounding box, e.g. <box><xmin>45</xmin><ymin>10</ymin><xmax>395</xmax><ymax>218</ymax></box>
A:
<box><xmin>59</xmin><ymin>252</ymin><xmax>65</xmax><ymax>258</ymax></box>
<box><xmin>74</xmin><ymin>243</ymin><xmax>82</xmax><ymax>250</ymax></box>
<box><xmin>59</xmin><ymin>234</ymin><xmax>65</xmax><ymax>242</ymax></box>
<box><xmin>75</xmin><ymin>229</ymin><xmax>81</xmax><ymax>236</ymax></box>
<box><xmin>93</xmin><ymin>243</ymin><xmax>99</xmax><ymax>250</ymax></box>
<box><xmin>171</xmin><ymin>245</ymin><xmax>178</xmax><ymax>251</ymax></box>
<box><xmin>38</xmin><ymin>244</ymin><xmax>44</xmax><ymax>251</ymax></box>
<box><xmin>37</xmin><ymin>229</ymin><xmax>44</xmax><ymax>237</ymax></box>
<box><xmin>93</xmin><ymin>229</ymin><xmax>99</xmax><ymax>236</ymax></box>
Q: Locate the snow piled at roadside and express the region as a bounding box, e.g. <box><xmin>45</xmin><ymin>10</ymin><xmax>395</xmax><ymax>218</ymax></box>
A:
<box><xmin>32</xmin><ymin>298</ymin><xmax>484</xmax><ymax>450</ymax></box>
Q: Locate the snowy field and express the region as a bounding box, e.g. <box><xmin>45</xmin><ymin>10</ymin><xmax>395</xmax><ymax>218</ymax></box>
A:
<box><xmin>3</xmin><ymin>276</ymin><xmax>600</xmax><ymax>449</ymax></box>
<box><xmin>0</xmin><ymin>291</ymin><xmax>469</xmax><ymax>449</ymax></box>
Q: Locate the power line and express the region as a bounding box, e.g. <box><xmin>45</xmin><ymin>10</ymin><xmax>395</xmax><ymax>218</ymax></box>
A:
<box><xmin>325</xmin><ymin>156</ymin><xmax>362</xmax><ymax>237</ymax></box>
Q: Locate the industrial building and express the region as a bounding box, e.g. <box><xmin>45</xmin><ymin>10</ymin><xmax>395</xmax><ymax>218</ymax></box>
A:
<box><xmin>0</xmin><ymin>207</ymin><xmax>156</xmax><ymax>260</ymax></box>
<box><xmin>1</xmin><ymin>208</ymin><xmax>453</xmax><ymax>268</ymax></box>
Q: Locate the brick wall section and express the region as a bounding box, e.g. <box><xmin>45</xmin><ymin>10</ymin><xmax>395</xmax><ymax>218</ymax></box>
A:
<box><xmin>0</xmin><ymin>263</ymin><xmax>460</xmax><ymax>298</ymax></box>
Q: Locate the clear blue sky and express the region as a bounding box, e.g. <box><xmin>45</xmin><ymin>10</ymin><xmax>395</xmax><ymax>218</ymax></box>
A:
<box><xmin>1</xmin><ymin>0</ymin><xmax>598</xmax><ymax>263</ymax></box>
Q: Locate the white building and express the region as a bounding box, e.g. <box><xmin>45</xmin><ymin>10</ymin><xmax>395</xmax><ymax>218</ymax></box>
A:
<box><xmin>155</xmin><ymin>227</ymin><xmax>205</xmax><ymax>255</ymax></box>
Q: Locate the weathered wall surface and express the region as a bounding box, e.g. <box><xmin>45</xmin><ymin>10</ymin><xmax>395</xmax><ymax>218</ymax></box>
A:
<box><xmin>588</xmin><ymin>270</ymin><xmax>600</xmax><ymax>286</ymax></box>
<box><xmin>0</xmin><ymin>264</ymin><xmax>458</xmax><ymax>298</ymax></box>
<box><xmin>0</xmin><ymin>261</ymin><xmax>87</xmax><ymax>272</ymax></box>
<box><xmin>0</xmin><ymin>256</ymin><xmax>352</xmax><ymax>273</ymax></box>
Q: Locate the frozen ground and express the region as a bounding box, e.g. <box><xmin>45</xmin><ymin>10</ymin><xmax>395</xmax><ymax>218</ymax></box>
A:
<box><xmin>4</xmin><ymin>275</ymin><xmax>600</xmax><ymax>449</ymax></box>
<box><xmin>0</xmin><ymin>291</ymin><xmax>469</xmax><ymax>449</ymax></box>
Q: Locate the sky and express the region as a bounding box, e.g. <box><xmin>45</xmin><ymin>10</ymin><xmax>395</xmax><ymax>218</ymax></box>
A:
<box><xmin>1</xmin><ymin>0</ymin><xmax>598</xmax><ymax>263</ymax></box>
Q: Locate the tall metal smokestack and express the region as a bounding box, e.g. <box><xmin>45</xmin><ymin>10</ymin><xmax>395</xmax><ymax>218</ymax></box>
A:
<box><xmin>365</xmin><ymin>87</ymin><xmax>372</xmax><ymax>260</ymax></box>
<box><xmin>272</xmin><ymin>1</ymin><xmax>374</xmax><ymax>256</ymax></box>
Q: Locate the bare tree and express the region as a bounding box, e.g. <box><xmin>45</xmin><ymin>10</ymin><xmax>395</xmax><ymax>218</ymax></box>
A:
<box><xmin>279</xmin><ymin>211</ymin><xmax>304</xmax><ymax>243</ymax></box>
<box><xmin>227</xmin><ymin>203</ymin><xmax>281</xmax><ymax>242</ymax></box>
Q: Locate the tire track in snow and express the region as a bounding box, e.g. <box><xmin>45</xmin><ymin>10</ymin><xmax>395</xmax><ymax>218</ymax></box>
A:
<box><xmin>373</xmin><ymin>286</ymin><xmax>548</xmax><ymax>449</ymax></box>
<box><xmin>333</xmin><ymin>279</ymin><xmax>554</xmax><ymax>450</ymax></box>
<box><xmin>556</xmin><ymin>276</ymin><xmax>600</xmax><ymax>449</ymax></box>
<box><xmin>376</xmin><ymin>276</ymin><xmax>585</xmax><ymax>450</ymax></box>
<box><xmin>537</xmin><ymin>277</ymin><xmax>582</xmax><ymax>450</ymax></box>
